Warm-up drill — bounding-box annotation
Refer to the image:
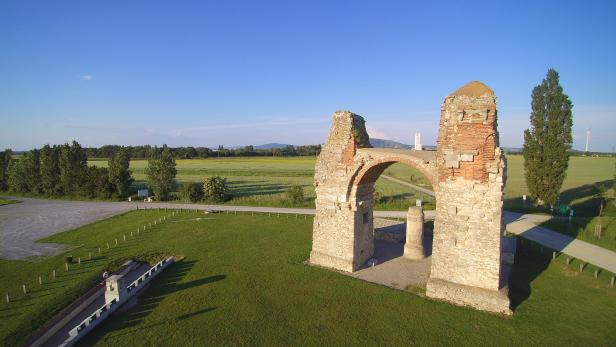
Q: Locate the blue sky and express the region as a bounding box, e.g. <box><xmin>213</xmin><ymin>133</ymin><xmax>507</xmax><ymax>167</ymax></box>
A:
<box><xmin>1</xmin><ymin>1</ymin><xmax>615</xmax><ymax>151</ymax></box>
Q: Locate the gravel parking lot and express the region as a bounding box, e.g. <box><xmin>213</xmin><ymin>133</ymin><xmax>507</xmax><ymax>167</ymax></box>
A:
<box><xmin>0</xmin><ymin>197</ymin><xmax>134</xmax><ymax>260</ymax></box>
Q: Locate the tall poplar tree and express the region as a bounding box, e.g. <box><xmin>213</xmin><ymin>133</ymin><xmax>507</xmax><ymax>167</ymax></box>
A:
<box><xmin>40</xmin><ymin>144</ymin><xmax>61</xmax><ymax>195</ymax></box>
<box><xmin>8</xmin><ymin>150</ymin><xmax>41</xmax><ymax>193</ymax></box>
<box><xmin>108</xmin><ymin>146</ymin><xmax>133</xmax><ymax>199</ymax></box>
<box><xmin>59</xmin><ymin>141</ymin><xmax>89</xmax><ymax>195</ymax></box>
<box><xmin>523</xmin><ymin>69</ymin><xmax>573</xmax><ymax>206</ymax></box>
<box><xmin>146</xmin><ymin>145</ymin><xmax>177</xmax><ymax>201</ymax></box>
<box><xmin>0</xmin><ymin>149</ymin><xmax>12</xmax><ymax>191</ymax></box>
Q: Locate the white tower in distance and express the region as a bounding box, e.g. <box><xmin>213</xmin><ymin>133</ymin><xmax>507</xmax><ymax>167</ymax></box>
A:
<box><xmin>414</xmin><ymin>132</ymin><xmax>422</xmax><ymax>151</ymax></box>
<box><xmin>585</xmin><ymin>129</ymin><xmax>590</xmax><ymax>152</ymax></box>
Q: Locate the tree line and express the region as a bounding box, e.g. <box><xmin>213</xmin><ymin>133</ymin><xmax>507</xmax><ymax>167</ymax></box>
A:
<box><xmin>0</xmin><ymin>142</ymin><xmax>186</xmax><ymax>202</ymax></box>
<box><xmin>84</xmin><ymin>144</ymin><xmax>321</xmax><ymax>159</ymax></box>
<box><xmin>0</xmin><ymin>142</ymin><xmax>133</xmax><ymax>199</ymax></box>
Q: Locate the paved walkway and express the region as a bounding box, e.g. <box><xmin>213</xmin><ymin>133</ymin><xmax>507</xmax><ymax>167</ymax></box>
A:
<box><xmin>378</xmin><ymin>177</ymin><xmax>616</xmax><ymax>275</ymax></box>
<box><xmin>505</xmin><ymin>212</ymin><xmax>616</xmax><ymax>274</ymax></box>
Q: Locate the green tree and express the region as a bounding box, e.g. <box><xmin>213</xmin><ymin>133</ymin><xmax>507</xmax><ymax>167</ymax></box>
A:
<box><xmin>59</xmin><ymin>141</ymin><xmax>89</xmax><ymax>195</ymax></box>
<box><xmin>40</xmin><ymin>145</ymin><xmax>61</xmax><ymax>195</ymax></box>
<box><xmin>180</xmin><ymin>182</ymin><xmax>204</xmax><ymax>202</ymax></box>
<box><xmin>0</xmin><ymin>149</ymin><xmax>12</xmax><ymax>191</ymax></box>
<box><xmin>108</xmin><ymin>147</ymin><xmax>133</xmax><ymax>199</ymax></box>
<box><xmin>8</xmin><ymin>150</ymin><xmax>41</xmax><ymax>193</ymax></box>
<box><xmin>523</xmin><ymin>69</ymin><xmax>573</xmax><ymax>206</ymax></box>
<box><xmin>203</xmin><ymin>176</ymin><xmax>228</xmax><ymax>202</ymax></box>
<box><xmin>146</xmin><ymin>145</ymin><xmax>177</xmax><ymax>201</ymax></box>
<box><xmin>85</xmin><ymin>166</ymin><xmax>115</xmax><ymax>198</ymax></box>
<box><xmin>286</xmin><ymin>185</ymin><xmax>304</xmax><ymax>205</ymax></box>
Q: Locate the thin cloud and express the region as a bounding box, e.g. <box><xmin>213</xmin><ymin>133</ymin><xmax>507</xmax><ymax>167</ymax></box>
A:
<box><xmin>79</xmin><ymin>75</ymin><xmax>93</xmax><ymax>81</ymax></box>
<box><xmin>366</xmin><ymin>126</ymin><xmax>387</xmax><ymax>139</ymax></box>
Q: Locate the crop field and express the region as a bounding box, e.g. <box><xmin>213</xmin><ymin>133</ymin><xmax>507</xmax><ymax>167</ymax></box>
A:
<box><xmin>90</xmin><ymin>154</ymin><xmax>614</xmax><ymax>211</ymax></box>
<box><xmin>0</xmin><ymin>210</ymin><xmax>614</xmax><ymax>346</ymax></box>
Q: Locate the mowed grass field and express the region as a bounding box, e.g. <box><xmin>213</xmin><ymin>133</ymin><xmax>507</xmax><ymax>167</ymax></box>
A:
<box><xmin>1</xmin><ymin>210</ymin><xmax>615</xmax><ymax>346</ymax></box>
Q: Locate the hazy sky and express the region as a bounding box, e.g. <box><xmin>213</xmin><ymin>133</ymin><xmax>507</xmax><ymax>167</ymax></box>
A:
<box><xmin>1</xmin><ymin>1</ymin><xmax>615</xmax><ymax>151</ymax></box>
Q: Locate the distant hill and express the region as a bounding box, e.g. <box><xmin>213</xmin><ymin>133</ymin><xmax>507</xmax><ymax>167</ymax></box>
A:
<box><xmin>369</xmin><ymin>138</ymin><xmax>412</xmax><ymax>149</ymax></box>
<box><xmin>254</xmin><ymin>143</ymin><xmax>291</xmax><ymax>150</ymax></box>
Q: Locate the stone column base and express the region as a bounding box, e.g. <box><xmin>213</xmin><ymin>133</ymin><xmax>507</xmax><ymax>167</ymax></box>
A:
<box><xmin>426</xmin><ymin>278</ymin><xmax>512</xmax><ymax>315</ymax></box>
<box><xmin>403</xmin><ymin>245</ymin><xmax>426</xmax><ymax>260</ymax></box>
<box><xmin>309</xmin><ymin>251</ymin><xmax>355</xmax><ymax>273</ymax></box>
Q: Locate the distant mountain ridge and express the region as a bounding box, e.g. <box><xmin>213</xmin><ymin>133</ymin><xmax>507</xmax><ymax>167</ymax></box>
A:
<box><xmin>254</xmin><ymin>143</ymin><xmax>291</xmax><ymax>150</ymax></box>
<box><xmin>369</xmin><ymin>138</ymin><xmax>412</xmax><ymax>149</ymax></box>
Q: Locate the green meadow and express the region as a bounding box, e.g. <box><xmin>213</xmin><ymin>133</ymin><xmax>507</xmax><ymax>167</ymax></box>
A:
<box><xmin>89</xmin><ymin>155</ymin><xmax>616</xmax><ymax>249</ymax></box>
<box><xmin>0</xmin><ymin>210</ymin><xmax>614</xmax><ymax>346</ymax></box>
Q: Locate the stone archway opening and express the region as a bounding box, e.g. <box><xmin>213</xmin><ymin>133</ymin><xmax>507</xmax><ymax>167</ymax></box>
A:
<box><xmin>345</xmin><ymin>159</ymin><xmax>437</xmax><ymax>290</ymax></box>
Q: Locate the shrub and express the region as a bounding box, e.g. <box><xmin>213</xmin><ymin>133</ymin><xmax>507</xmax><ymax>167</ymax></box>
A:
<box><xmin>286</xmin><ymin>185</ymin><xmax>304</xmax><ymax>205</ymax></box>
<box><xmin>373</xmin><ymin>190</ymin><xmax>383</xmax><ymax>204</ymax></box>
<box><xmin>203</xmin><ymin>176</ymin><xmax>228</xmax><ymax>202</ymax></box>
<box><xmin>181</xmin><ymin>182</ymin><xmax>204</xmax><ymax>203</ymax></box>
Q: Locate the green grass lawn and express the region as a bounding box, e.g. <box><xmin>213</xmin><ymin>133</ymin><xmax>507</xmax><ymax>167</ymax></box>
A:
<box><xmin>1</xmin><ymin>210</ymin><xmax>615</xmax><ymax>346</ymax></box>
<box><xmin>0</xmin><ymin>198</ymin><xmax>18</xmax><ymax>206</ymax></box>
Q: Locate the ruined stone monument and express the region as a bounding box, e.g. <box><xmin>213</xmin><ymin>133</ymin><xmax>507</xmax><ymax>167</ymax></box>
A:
<box><xmin>310</xmin><ymin>81</ymin><xmax>511</xmax><ymax>314</ymax></box>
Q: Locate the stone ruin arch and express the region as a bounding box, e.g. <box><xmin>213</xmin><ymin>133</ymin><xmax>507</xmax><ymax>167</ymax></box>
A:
<box><xmin>310</xmin><ymin>81</ymin><xmax>511</xmax><ymax>314</ymax></box>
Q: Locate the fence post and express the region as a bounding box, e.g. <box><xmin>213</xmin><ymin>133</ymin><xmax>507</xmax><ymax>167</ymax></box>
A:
<box><xmin>5</xmin><ymin>293</ymin><xmax>9</xmax><ymax>303</ymax></box>
<box><xmin>89</xmin><ymin>252</ymin><xmax>92</xmax><ymax>260</ymax></box>
<box><xmin>22</xmin><ymin>284</ymin><xmax>26</xmax><ymax>294</ymax></box>
<box><xmin>53</xmin><ymin>269</ymin><xmax>56</xmax><ymax>279</ymax></box>
<box><xmin>38</xmin><ymin>276</ymin><xmax>42</xmax><ymax>285</ymax></box>
<box><xmin>65</xmin><ymin>263</ymin><xmax>69</xmax><ymax>271</ymax></box>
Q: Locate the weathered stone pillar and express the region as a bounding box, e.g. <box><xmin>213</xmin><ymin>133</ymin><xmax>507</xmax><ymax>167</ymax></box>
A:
<box><xmin>310</xmin><ymin>110</ymin><xmax>373</xmax><ymax>272</ymax></box>
<box><xmin>426</xmin><ymin>81</ymin><xmax>511</xmax><ymax>315</ymax></box>
<box><xmin>403</xmin><ymin>207</ymin><xmax>425</xmax><ymax>260</ymax></box>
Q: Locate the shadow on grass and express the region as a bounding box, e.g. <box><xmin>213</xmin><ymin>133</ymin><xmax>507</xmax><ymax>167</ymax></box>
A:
<box><xmin>505</xmin><ymin>179</ymin><xmax>613</xmax><ymax>217</ymax></box>
<box><xmin>508</xmin><ymin>239</ymin><xmax>552</xmax><ymax>310</ymax></box>
<box><xmin>80</xmin><ymin>259</ymin><xmax>224</xmax><ymax>345</ymax></box>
